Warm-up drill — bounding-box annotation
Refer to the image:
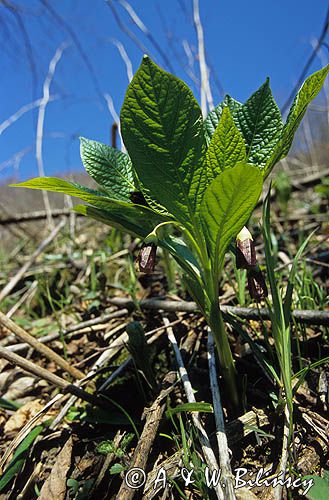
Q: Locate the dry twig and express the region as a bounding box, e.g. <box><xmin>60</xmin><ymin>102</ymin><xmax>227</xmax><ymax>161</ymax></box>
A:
<box><xmin>0</xmin><ymin>218</ymin><xmax>66</xmax><ymax>302</ymax></box>
<box><xmin>207</xmin><ymin>330</ymin><xmax>236</xmax><ymax>499</ymax></box>
<box><xmin>0</xmin><ymin>309</ymin><xmax>85</xmax><ymax>380</ymax></box>
<box><xmin>163</xmin><ymin>316</ymin><xmax>225</xmax><ymax>500</ymax></box>
<box><xmin>109</xmin><ymin>296</ymin><xmax>329</xmax><ymax>326</ymax></box>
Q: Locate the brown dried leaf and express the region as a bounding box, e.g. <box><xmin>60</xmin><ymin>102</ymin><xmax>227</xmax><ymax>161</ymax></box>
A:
<box><xmin>39</xmin><ymin>436</ymin><xmax>73</xmax><ymax>500</ymax></box>
<box><xmin>2</xmin><ymin>376</ymin><xmax>36</xmax><ymax>400</ymax></box>
<box><xmin>4</xmin><ymin>399</ymin><xmax>44</xmax><ymax>433</ymax></box>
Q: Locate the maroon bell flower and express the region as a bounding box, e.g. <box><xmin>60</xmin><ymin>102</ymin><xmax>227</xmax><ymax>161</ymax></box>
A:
<box><xmin>236</xmin><ymin>227</ymin><xmax>257</xmax><ymax>269</ymax></box>
<box><xmin>138</xmin><ymin>243</ymin><xmax>157</xmax><ymax>273</ymax></box>
<box><xmin>247</xmin><ymin>268</ymin><xmax>268</xmax><ymax>302</ymax></box>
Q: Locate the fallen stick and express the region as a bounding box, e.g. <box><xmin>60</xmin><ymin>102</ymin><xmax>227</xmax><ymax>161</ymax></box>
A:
<box><xmin>163</xmin><ymin>316</ymin><xmax>225</xmax><ymax>500</ymax></box>
<box><xmin>6</xmin><ymin>308</ymin><xmax>129</xmax><ymax>353</ymax></box>
<box><xmin>0</xmin><ymin>310</ymin><xmax>85</xmax><ymax>380</ymax></box>
<box><xmin>116</xmin><ymin>372</ymin><xmax>176</xmax><ymax>500</ymax></box>
<box><xmin>207</xmin><ymin>330</ymin><xmax>236</xmax><ymax>499</ymax></box>
<box><xmin>109</xmin><ymin>296</ymin><xmax>329</xmax><ymax>326</ymax></box>
<box><xmin>0</xmin><ymin>218</ymin><xmax>66</xmax><ymax>302</ymax></box>
<box><xmin>0</xmin><ymin>345</ymin><xmax>102</xmax><ymax>407</ymax></box>
<box><xmin>0</xmin><ymin>208</ymin><xmax>76</xmax><ymax>225</ymax></box>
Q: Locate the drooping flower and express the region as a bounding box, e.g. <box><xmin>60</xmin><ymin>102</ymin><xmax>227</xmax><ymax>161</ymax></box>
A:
<box><xmin>137</xmin><ymin>243</ymin><xmax>157</xmax><ymax>273</ymax></box>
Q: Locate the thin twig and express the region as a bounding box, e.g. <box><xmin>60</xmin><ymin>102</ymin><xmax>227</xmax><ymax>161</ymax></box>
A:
<box><xmin>163</xmin><ymin>316</ymin><xmax>224</xmax><ymax>500</ymax></box>
<box><xmin>111</xmin><ymin>38</ymin><xmax>133</xmax><ymax>82</ymax></box>
<box><xmin>193</xmin><ymin>0</ymin><xmax>214</xmax><ymax>116</ymax></box>
<box><xmin>118</xmin><ymin>0</ymin><xmax>174</xmax><ymax>72</ymax></box>
<box><xmin>0</xmin><ymin>345</ymin><xmax>100</xmax><ymax>406</ymax></box>
<box><xmin>36</xmin><ymin>42</ymin><xmax>69</xmax><ymax>228</ymax></box>
<box><xmin>0</xmin><ymin>97</ymin><xmax>57</xmax><ymax>136</ymax></box>
<box><xmin>104</xmin><ymin>93</ymin><xmax>125</xmax><ymax>151</ymax></box>
<box><xmin>116</xmin><ymin>372</ymin><xmax>177</xmax><ymax>500</ymax></box>
<box><xmin>109</xmin><ymin>296</ymin><xmax>329</xmax><ymax>326</ymax></box>
<box><xmin>0</xmin><ymin>309</ymin><xmax>85</xmax><ymax>380</ymax></box>
<box><xmin>281</xmin><ymin>5</ymin><xmax>329</xmax><ymax>114</ymax></box>
<box><xmin>0</xmin><ymin>208</ymin><xmax>74</xmax><ymax>225</ymax></box>
<box><xmin>0</xmin><ymin>392</ymin><xmax>65</xmax><ymax>471</ymax></box>
<box><xmin>274</xmin><ymin>405</ymin><xmax>290</xmax><ymax>500</ymax></box>
<box><xmin>0</xmin><ymin>218</ymin><xmax>66</xmax><ymax>302</ymax></box>
<box><xmin>207</xmin><ymin>330</ymin><xmax>236</xmax><ymax>499</ymax></box>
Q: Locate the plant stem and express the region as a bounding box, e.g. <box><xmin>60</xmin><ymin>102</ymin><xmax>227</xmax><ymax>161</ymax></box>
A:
<box><xmin>162</xmin><ymin>248</ymin><xmax>176</xmax><ymax>291</ymax></box>
<box><xmin>207</xmin><ymin>301</ymin><xmax>240</xmax><ymax>411</ymax></box>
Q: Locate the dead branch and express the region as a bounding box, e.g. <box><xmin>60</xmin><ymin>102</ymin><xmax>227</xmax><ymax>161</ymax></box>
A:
<box><xmin>0</xmin><ymin>97</ymin><xmax>56</xmax><ymax>136</ymax></box>
<box><xmin>0</xmin><ymin>218</ymin><xmax>66</xmax><ymax>302</ymax></box>
<box><xmin>0</xmin><ymin>208</ymin><xmax>74</xmax><ymax>225</ymax></box>
<box><xmin>163</xmin><ymin>316</ymin><xmax>225</xmax><ymax>500</ymax></box>
<box><xmin>0</xmin><ymin>309</ymin><xmax>85</xmax><ymax>380</ymax></box>
<box><xmin>207</xmin><ymin>330</ymin><xmax>236</xmax><ymax>499</ymax></box>
<box><xmin>193</xmin><ymin>0</ymin><xmax>214</xmax><ymax>115</ymax></box>
<box><xmin>109</xmin><ymin>296</ymin><xmax>329</xmax><ymax>326</ymax></box>
<box><xmin>36</xmin><ymin>42</ymin><xmax>69</xmax><ymax>228</ymax></box>
<box><xmin>116</xmin><ymin>372</ymin><xmax>176</xmax><ymax>500</ymax></box>
<box><xmin>0</xmin><ymin>345</ymin><xmax>101</xmax><ymax>407</ymax></box>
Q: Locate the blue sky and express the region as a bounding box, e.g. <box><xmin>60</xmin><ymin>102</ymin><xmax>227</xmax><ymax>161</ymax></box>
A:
<box><xmin>0</xmin><ymin>0</ymin><xmax>328</xmax><ymax>182</ymax></box>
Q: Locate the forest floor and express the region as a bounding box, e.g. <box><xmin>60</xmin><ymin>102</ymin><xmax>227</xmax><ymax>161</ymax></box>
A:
<box><xmin>0</xmin><ymin>170</ymin><xmax>328</xmax><ymax>499</ymax></box>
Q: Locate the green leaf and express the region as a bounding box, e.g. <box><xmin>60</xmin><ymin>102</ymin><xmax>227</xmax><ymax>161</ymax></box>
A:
<box><xmin>166</xmin><ymin>402</ymin><xmax>213</xmax><ymax>418</ymax></box>
<box><xmin>0</xmin><ymin>397</ymin><xmax>21</xmax><ymax>411</ymax></box>
<box><xmin>11</xmin><ymin>177</ymin><xmax>110</xmax><ymax>205</ymax></box>
<box><xmin>200</xmin><ymin>163</ymin><xmax>263</xmax><ymax>273</ymax></box>
<box><xmin>265</xmin><ymin>65</ymin><xmax>329</xmax><ymax>175</ymax></box>
<box><xmin>236</xmin><ymin>79</ymin><xmax>283</xmax><ymax>168</ymax></box>
<box><xmin>303</xmin><ymin>470</ymin><xmax>329</xmax><ymax>499</ymax></box>
<box><xmin>204</xmin><ymin>95</ymin><xmax>242</xmax><ymax>144</ymax></box>
<box><xmin>0</xmin><ymin>424</ymin><xmax>45</xmax><ymax>492</ymax></box>
<box><xmin>161</xmin><ymin>235</ymin><xmax>202</xmax><ymax>280</ymax></box>
<box><xmin>74</xmin><ymin>203</ymin><xmax>170</xmax><ymax>239</ymax></box>
<box><xmin>283</xmin><ymin>229</ymin><xmax>316</xmax><ymax>326</ymax></box>
<box><xmin>120</xmin><ymin>55</ymin><xmax>206</xmax><ymax>230</ymax></box>
<box><xmin>206</xmin><ymin>106</ymin><xmax>246</xmax><ymax>175</ymax></box>
<box><xmin>11</xmin><ymin>177</ymin><xmax>135</xmax><ymax>213</ymax></box>
<box><xmin>80</xmin><ymin>137</ymin><xmax>135</xmax><ymax>201</ymax></box>
<box><xmin>110</xmin><ymin>463</ymin><xmax>125</xmax><ymax>475</ymax></box>
<box><xmin>12</xmin><ymin>177</ymin><xmax>171</xmax><ymax>237</ymax></box>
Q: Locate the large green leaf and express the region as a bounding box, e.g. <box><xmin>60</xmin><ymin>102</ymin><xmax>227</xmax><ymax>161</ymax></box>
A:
<box><xmin>80</xmin><ymin>137</ymin><xmax>135</xmax><ymax>201</ymax></box>
<box><xmin>11</xmin><ymin>177</ymin><xmax>129</xmax><ymax>213</ymax></box>
<box><xmin>120</xmin><ymin>56</ymin><xmax>206</xmax><ymax>231</ymax></box>
<box><xmin>265</xmin><ymin>64</ymin><xmax>329</xmax><ymax>175</ymax></box>
<box><xmin>11</xmin><ymin>177</ymin><xmax>170</xmax><ymax>232</ymax></box>
<box><xmin>236</xmin><ymin>79</ymin><xmax>283</xmax><ymax>168</ymax></box>
<box><xmin>74</xmin><ymin>203</ymin><xmax>170</xmax><ymax>238</ymax></box>
<box><xmin>200</xmin><ymin>163</ymin><xmax>263</xmax><ymax>273</ymax></box>
<box><xmin>204</xmin><ymin>95</ymin><xmax>242</xmax><ymax>144</ymax></box>
<box><xmin>206</xmin><ymin>106</ymin><xmax>246</xmax><ymax>176</ymax></box>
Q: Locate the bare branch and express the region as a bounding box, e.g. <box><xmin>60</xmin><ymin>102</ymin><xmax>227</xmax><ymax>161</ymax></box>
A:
<box><xmin>41</xmin><ymin>0</ymin><xmax>104</xmax><ymax>103</ymax></box>
<box><xmin>193</xmin><ymin>0</ymin><xmax>214</xmax><ymax>116</ymax></box>
<box><xmin>163</xmin><ymin>316</ymin><xmax>224</xmax><ymax>500</ymax></box>
<box><xmin>118</xmin><ymin>0</ymin><xmax>175</xmax><ymax>72</ymax></box>
<box><xmin>207</xmin><ymin>330</ymin><xmax>236</xmax><ymax>499</ymax></box>
<box><xmin>106</xmin><ymin>0</ymin><xmax>151</xmax><ymax>57</ymax></box>
<box><xmin>111</xmin><ymin>38</ymin><xmax>133</xmax><ymax>82</ymax></box>
<box><xmin>36</xmin><ymin>42</ymin><xmax>69</xmax><ymax>227</ymax></box>
<box><xmin>0</xmin><ymin>97</ymin><xmax>56</xmax><ymax>136</ymax></box>
<box><xmin>104</xmin><ymin>93</ymin><xmax>125</xmax><ymax>151</ymax></box>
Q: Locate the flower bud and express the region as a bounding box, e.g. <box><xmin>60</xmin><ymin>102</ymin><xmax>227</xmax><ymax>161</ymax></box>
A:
<box><xmin>236</xmin><ymin>227</ymin><xmax>257</xmax><ymax>269</ymax></box>
<box><xmin>137</xmin><ymin>243</ymin><xmax>157</xmax><ymax>273</ymax></box>
<box><xmin>247</xmin><ymin>268</ymin><xmax>268</xmax><ymax>302</ymax></box>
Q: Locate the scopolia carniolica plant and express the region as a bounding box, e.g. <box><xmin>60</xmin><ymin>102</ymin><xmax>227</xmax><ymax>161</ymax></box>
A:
<box><xmin>12</xmin><ymin>56</ymin><xmax>328</xmax><ymax>409</ymax></box>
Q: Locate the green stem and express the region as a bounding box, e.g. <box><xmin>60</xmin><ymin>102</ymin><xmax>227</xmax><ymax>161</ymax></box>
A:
<box><xmin>207</xmin><ymin>300</ymin><xmax>240</xmax><ymax>412</ymax></box>
<box><xmin>163</xmin><ymin>248</ymin><xmax>176</xmax><ymax>291</ymax></box>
